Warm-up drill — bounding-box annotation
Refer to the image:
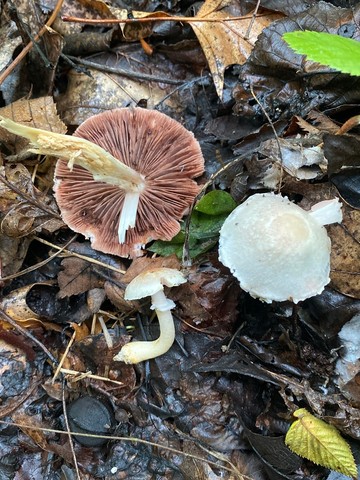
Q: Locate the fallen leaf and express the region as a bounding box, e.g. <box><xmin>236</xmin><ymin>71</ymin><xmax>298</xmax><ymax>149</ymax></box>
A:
<box><xmin>190</xmin><ymin>1</ymin><xmax>283</xmax><ymax>98</ymax></box>
<box><xmin>329</xmin><ymin>206</ymin><xmax>360</xmax><ymax>299</ymax></box>
<box><xmin>285</xmin><ymin>408</ymin><xmax>357</xmax><ymax>479</ymax></box>
<box><xmin>57</xmin><ymin>257</ymin><xmax>105</xmax><ymax>298</ymax></box>
<box><xmin>0</xmin><ymin>96</ymin><xmax>67</xmax><ymax>154</ymax></box>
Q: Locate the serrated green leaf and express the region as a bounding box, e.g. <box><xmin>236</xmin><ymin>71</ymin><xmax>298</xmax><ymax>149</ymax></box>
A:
<box><xmin>283</xmin><ymin>31</ymin><xmax>360</xmax><ymax>76</ymax></box>
<box><xmin>195</xmin><ymin>190</ymin><xmax>237</xmax><ymax>215</ymax></box>
<box><xmin>285</xmin><ymin>408</ymin><xmax>357</xmax><ymax>479</ymax></box>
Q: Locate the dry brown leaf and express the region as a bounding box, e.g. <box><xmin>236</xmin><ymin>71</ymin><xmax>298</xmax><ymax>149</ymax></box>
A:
<box><xmin>0</xmin><ymin>163</ymin><xmax>63</xmax><ymax>237</ymax></box>
<box><xmin>57</xmin><ymin>257</ymin><xmax>105</xmax><ymax>298</ymax></box>
<box><xmin>0</xmin><ymin>284</ymin><xmax>66</xmax><ymax>333</ymax></box>
<box><xmin>329</xmin><ymin>206</ymin><xmax>360</xmax><ymax>299</ymax></box>
<box><xmin>190</xmin><ymin>1</ymin><xmax>283</xmax><ymax>99</ymax></box>
<box><xmin>0</xmin><ymin>96</ymin><xmax>67</xmax><ymax>153</ymax></box>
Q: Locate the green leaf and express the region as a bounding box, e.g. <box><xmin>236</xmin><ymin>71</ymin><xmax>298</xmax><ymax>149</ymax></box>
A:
<box><xmin>149</xmin><ymin>210</ymin><xmax>229</xmax><ymax>259</ymax></box>
<box><xmin>195</xmin><ymin>190</ymin><xmax>237</xmax><ymax>216</ymax></box>
<box><xmin>189</xmin><ymin>211</ymin><xmax>228</xmax><ymax>239</ymax></box>
<box><xmin>283</xmin><ymin>31</ymin><xmax>360</xmax><ymax>76</ymax></box>
<box><xmin>285</xmin><ymin>408</ymin><xmax>358</xmax><ymax>479</ymax></box>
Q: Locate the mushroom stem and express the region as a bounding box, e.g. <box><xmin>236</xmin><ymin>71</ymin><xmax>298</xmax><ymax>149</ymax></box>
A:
<box><xmin>0</xmin><ymin>116</ymin><xmax>145</xmax><ymax>191</ymax></box>
<box><xmin>113</xmin><ymin>290</ymin><xmax>176</xmax><ymax>364</ymax></box>
<box><xmin>309</xmin><ymin>198</ymin><xmax>343</xmax><ymax>226</ymax></box>
<box><xmin>118</xmin><ymin>191</ymin><xmax>141</xmax><ymax>244</ymax></box>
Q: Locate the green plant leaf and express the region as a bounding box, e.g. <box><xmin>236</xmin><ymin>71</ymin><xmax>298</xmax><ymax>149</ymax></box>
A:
<box><xmin>285</xmin><ymin>408</ymin><xmax>358</xmax><ymax>479</ymax></box>
<box><xmin>149</xmin><ymin>210</ymin><xmax>229</xmax><ymax>259</ymax></box>
<box><xmin>283</xmin><ymin>31</ymin><xmax>360</xmax><ymax>76</ymax></box>
<box><xmin>195</xmin><ymin>190</ymin><xmax>237</xmax><ymax>215</ymax></box>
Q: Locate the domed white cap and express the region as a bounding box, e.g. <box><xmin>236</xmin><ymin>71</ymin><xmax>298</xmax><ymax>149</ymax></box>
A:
<box><xmin>219</xmin><ymin>193</ymin><xmax>342</xmax><ymax>303</ymax></box>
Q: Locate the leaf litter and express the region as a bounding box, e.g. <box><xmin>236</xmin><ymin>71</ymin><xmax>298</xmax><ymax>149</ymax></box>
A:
<box><xmin>0</xmin><ymin>0</ymin><xmax>360</xmax><ymax>478</ymax></box>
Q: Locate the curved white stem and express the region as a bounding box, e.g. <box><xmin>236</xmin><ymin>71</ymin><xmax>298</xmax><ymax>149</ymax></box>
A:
<box><xmin>113</xmin><ymin>291</ymin><xmax>176</xmax><ymax>364</ymax></box>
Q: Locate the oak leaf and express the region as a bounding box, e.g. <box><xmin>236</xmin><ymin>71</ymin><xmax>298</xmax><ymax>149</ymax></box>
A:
<box><xmin>190</xmin><ymin>0</ymin><xmax>283</xmax><ymax>99</ymax></box>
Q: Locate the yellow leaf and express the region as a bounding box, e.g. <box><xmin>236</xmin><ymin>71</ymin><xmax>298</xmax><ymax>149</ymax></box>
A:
<box><xmin>285</xmin><ymin>408</ymin><xmax>358</xmax><ymax>479</ymax></box>
<box><xmin>190</xmin><ymin>0</ymin><xmax>283</xmax><ymax>99</ymax></box>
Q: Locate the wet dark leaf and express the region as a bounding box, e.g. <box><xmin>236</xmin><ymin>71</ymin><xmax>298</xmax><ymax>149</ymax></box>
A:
<box><xmin>244</xmin><ymin>428</ymin><xmax>303</xmax><ymax>477</ymax></box>
<box><xmin>238</xmin><ymin>3</ymin><xmax>360</xmax><ymax>119</ymax></box>
<box><xmin>330</xmin><ymin>170</ymin><xmax>360</xmax><ymax>209</ymax></box>
<box><xmin>324</xmin><ymin>134</ymin><xmax>360</xmax><ymax>175</ymax></box>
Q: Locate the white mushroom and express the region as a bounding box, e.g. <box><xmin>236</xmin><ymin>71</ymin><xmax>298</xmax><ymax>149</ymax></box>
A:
<box><xmin>113</xmin><ymin>268</ymin><xmax>186</xmax><ymax>364</ymax></box>
<box><xmin>218</xmin><ymin>193</ymin><xmax>342</xmax><ymax>303</ymax></box>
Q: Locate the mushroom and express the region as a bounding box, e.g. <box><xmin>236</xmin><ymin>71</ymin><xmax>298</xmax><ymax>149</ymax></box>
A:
<box><xmin>218</xmin><ymin>193</ymin><xmax>342</xmax><ymax>303</ymax></box>
<box><xmin>113</xmin><ymin>267</ymin><xmax>186</xmax><ymax>364</ymax></box>
<box><xmin>0</xmin><ymin>108</ymin><xmax>204</xmax><ymax>257</ymax></box>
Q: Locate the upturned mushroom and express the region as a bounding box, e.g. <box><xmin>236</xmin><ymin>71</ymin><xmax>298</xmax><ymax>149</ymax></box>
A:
<box><xmin>218</xmin><ymin>193</ymin><xmax>342</xmax><ymax>303</ymax></box>
<box><xmin>113</xmin><ymin>267</ymin><xmax>186</xmax><ymax>364</ymax></box>
<box><xmin>0</xmin><ymin>108</ymin><xmax>204</xmax><ymax>257</ymax></box>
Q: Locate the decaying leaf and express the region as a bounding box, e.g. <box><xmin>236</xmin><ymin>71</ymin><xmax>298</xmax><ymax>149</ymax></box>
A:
<box><xmin>56</xmin><ymin>45</ymin><xmax>190</xmax><ymax>125</ymax></box>
<box><xmin>285</xmin><ymin>408</ymin><xmax>357</xmax><ymax>479</ymax></box>
<box><xmin>190</xmin><ymin>1</ymin><xmax>283</xmax><ymax>98</ymax></box>
<box><xmin>0</xmin><ymin>96</ymin><xmax>67</xmax><ymax>154</ymax></box>
<box><xmin>329</xmin><ymin>206</ymin><xmax>360</xmax><ymax>299</ymax></box>
<box><xmin>57</xmin><ymin>257</ymin><xmax>105</xmax><ymax>298</ymax></box>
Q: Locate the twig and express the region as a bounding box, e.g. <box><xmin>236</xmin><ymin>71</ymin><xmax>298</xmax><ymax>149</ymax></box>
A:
<box><xmin>52</xmin><ymin>330</ymin><xmax>76</xmax><ymax>383</ymax></box>
<box><xmin>249</xmin><ymin>84</ymin><xmax>284</xmax><ymax>192</ymax></box>
<box><xmin>59</xmin><ymin>368</ymin><xmax>124</xmax><ymax>386</ymax></box>
<box><xmin>33</xmin><ymin>237</ymin><xmax>126</xmax><ymax>274</ymax></box>
<box><xmin>0</xmin><ymin>0</ymin><xmax>65</xmax><ymax>85</ymax></box>
<box><xmin>0</xmin><ymin>172</ymin><xmax>61</xmax><ymax>219</ymax></box>
<box><xmin>62</xmin><ymin>13</ymin><xmax>262</xmax><ymax>25</ymax></box>
<box><xmin>0</xmin><ymin>234</ymin><xmax>77</xmax><ymax>282</ymax></box>
<box><xmin>66</xmin><ymin>55</ymin><xmax>185</xmax><ymax>85</ymax></box>
<box><xmin>0</xmin><ymin>419</ymin><xmax>248</xmax><ymax>478</ymax></box>
<box><xmin>62</xmin><ymin>378</ymin><xmax>81</xmax><ymax>480</ymax></box>
<box><xmin>244</xmin><ymin>0</ymin><xmax>261</xmax><ymax>39</ymax></box>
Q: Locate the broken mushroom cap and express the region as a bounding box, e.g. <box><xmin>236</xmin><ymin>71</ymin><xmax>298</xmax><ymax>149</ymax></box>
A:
<box><xmin>54</xmin><ymin>108</ymin><xmax>204</xmax><ymax>258</ymax></box>
<box><xmin>113</xmin><ymin>267</ymin><xmax>187</xmax><ymax>364</ymax></box>
<box><xmin>218</xmin><ymin>193</ymin><xmax>342</xmax><ymax>304</ymax></box>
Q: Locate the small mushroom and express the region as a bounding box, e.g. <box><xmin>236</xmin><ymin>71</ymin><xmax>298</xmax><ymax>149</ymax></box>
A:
<box><xmin>218</xmin><ymin>193</ymin><xmax>342</xmax><ymax>303</ymax></box>
<box><xmin>0</xmin><ymin>109</ymin><xmax>204</xmax><ymax>257</ymax></box>
<box><xmin>113</xmin><ymin>267</ymin><xmax>186</xmax><ymax>364</ymax></box>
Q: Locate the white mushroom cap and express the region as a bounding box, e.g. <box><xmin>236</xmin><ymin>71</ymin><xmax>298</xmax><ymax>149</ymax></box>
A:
<box><xmin>219</xmin><ymin>193</ymin><xmax>342</xmax><ymax>304</ymax></box>
<box><xmin>124</xmin><ymin>267</ymin><xmax>186</xmax><ymax>302</ymax></box>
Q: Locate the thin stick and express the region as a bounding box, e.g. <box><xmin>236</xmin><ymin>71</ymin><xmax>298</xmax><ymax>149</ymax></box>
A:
<box><xmin>34</xmin><ymin>237</ymin><xmax>126</xmax><ymax>274</ymax></box>
<box><xmin>62</xmin><ymin>379</ymin><xmax>81</xmax><ymax>480</ymax></box>
<box><xmin>0</xmin><ymin>419</ymin><xmax>247</xmax><ymax>478</ymax></box>
<box><xmin>67</xmin><ymin>55</ymin><xmax>185</xmax><ymax>85</ymax></box>
<box><xmin>62</xmin><ymin>13</ymin><xmax>262</xmax><ymax>25</ymax></box>
<box><xmin>0</xmin><ymin>0</ymin><xmax>65</xmax><ymax>85</ymax></box>
<box><xmin>0</xmin><ymin>172</ymin><xmax>61</xmax><ymax>219</ymax></box>
<box><xmin>59</xmin><ymin>368</ymin><xmax>124</xmax><ymax>386</ymax></box>
<box><xmin>52</xmin><ymin>330</ymin><xmax>76</xmax><ymax>383</ymax></box>
<box><xmin>0</xmin><ymin>234</ymin><xmax>78</xmax><ymax>282</ymax></box>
